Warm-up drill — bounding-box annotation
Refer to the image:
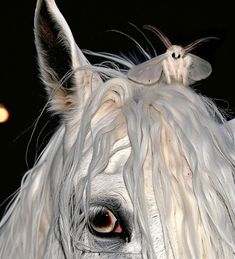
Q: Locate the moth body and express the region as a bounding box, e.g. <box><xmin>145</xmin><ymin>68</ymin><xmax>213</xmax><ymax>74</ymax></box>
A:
<box><xmin>127</xmin><ymin>27</ymin><xmax>213</xmax><ymax>86</ymax></box>
<box><xmin>163</xmin><ymin>45</ymin><xmax>192</xmax><ymax>85</ymax></box>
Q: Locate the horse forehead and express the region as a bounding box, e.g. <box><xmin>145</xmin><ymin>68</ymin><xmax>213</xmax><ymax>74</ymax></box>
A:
<box><xmin>90</xmin><ymin>137</ymin><xmax>155</xmax><ymax>203</ymax></box>
<box><xmin>90</xmin><ymin>138</ymin><xmax>131</xmax><ymax>203</ymax></box>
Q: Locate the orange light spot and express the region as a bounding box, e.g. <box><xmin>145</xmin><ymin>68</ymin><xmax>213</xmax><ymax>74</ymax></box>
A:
<box><xmin>0</xmin><ymin>104</ymin><xmax>10</xmax><ymax>123</ymax></box>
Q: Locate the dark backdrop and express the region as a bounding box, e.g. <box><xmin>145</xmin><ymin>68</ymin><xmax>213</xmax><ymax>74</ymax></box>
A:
<box><xmin>0</xmin><ymin>0</ymin><xmax>234</xmax><ymax>215</ymax></box>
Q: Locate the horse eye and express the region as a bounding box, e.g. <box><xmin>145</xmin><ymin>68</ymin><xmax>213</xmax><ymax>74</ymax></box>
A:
<box><xmin>88</xmin><ymin>207</ymin><xmax>123</xmax><ymax>235</ymax></box>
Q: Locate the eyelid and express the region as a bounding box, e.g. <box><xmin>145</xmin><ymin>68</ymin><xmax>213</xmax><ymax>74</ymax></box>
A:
<box><xmin>89</xmin><ymin>197</ymin><xmax>127</xmax><ymax>214</ymax></box>
<box><xmin>89</xmin><ymin>198</ymin><xmax>132</xmax><ymax>223</ymax></box>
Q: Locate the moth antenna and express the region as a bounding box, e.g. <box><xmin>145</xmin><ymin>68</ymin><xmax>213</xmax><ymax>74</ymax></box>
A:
<box><xmin>128</xmin><ymin>22</ymin><xmax>157</xmax><ymax>57</ymax></box>
<box><xmin>107</xmin><ymin>29</ymin><xmax>151</xmax><ymax>59</ymax></box>
<box><xmin>184</xmin><ymin>37</ymin><xmax>219</xmax><ymax>53</ymax></box>
<box><xmin>143</xmin><ymin>25</ymin><xmax>172</xmax><ymax>48</ymax></box>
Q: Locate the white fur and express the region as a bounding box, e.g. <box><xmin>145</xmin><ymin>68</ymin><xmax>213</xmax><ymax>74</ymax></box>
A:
<box><xmin>0</xmin><ymin>1</ymin><xmax>235</xmax><ymax>258</ymax></box>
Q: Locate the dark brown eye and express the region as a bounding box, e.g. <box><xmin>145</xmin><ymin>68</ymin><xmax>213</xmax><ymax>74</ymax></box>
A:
<box><xmin>172</xmin><ymin>52</ymin><xmax>181</xmax><ymax>59</ymax></box>
<box><xmin>88</xmin><ymin>207</ymin><xmax>123</xmax><ymax>235</ymax></box>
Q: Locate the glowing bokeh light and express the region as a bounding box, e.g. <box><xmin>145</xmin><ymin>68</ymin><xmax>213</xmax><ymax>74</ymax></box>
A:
<box><xmin>0</xmin><ymin>104</ymin><xmax>10</xmax><ymax>123</ymax></box>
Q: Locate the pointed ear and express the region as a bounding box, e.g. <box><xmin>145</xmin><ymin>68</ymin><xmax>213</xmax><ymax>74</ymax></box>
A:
<box><xmin>34</xmin><ymin>0</ymin><xmax>102</xmax><ymax>115</ymax></box>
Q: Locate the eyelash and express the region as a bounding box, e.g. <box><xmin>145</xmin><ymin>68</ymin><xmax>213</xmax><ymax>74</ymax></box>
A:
<box><xmin>87</xmin><ymin>206</ymin><xmax>130</xmax><ymax>242</ymax></box>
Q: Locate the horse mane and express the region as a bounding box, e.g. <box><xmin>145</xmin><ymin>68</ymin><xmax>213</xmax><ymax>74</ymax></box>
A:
<box><xmin>0</xmin><ymin>52</ymin><xmax>235</xmax><ymax>258</ymax></box>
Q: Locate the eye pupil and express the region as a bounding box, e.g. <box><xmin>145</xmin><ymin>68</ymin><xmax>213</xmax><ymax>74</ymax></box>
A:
<box><xmin>92</xmin><ymin>210</ymin><xmax>111</xmax><ymax>228</ymax></box>
<box><xmin>89</xmin><ymin>207</ymin><xmax>118</xmax><ymax>234</ymax></box>
<box><xmin>88</xmin><ymin>205</ymin><xmax>131</xmax><ymax>241</ymax></box>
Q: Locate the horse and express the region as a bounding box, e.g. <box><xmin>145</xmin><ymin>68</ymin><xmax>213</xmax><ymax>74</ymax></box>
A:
<box><xmin>0</xmin><ymin>0</ymin><xmax>235</xmax><ymax>258</ymax></box>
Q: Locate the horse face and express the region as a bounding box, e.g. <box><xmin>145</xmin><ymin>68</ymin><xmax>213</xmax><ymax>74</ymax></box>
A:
<box><xmin>76</xmin><ymin>138</ymin><xmax>165</xmax><ymax>258</ymax></box>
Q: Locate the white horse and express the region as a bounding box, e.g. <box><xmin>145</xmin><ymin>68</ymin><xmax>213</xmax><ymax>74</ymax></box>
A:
<box><xmin>0</xmin><ymin>0</ymin><xmax>235</xmax><ymax>258</ymax></box>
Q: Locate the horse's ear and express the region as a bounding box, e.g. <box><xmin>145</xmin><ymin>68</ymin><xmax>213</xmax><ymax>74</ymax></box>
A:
<box><xmin>34</xmin><ymin>0</ymin><xmax>102</xmax><ymax>115</ymax></box>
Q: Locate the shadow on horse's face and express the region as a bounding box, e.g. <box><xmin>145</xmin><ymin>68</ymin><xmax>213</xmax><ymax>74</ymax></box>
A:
<box><xmin>0</xmin><ymin>0</ymin><xmax>235</xmax><ymax>258</ymax></box>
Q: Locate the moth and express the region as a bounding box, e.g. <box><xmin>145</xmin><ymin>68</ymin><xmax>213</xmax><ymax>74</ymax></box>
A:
<box><xmin>127</xmin><ymin>25</ymin><xmax>217</xmax><ymax>86</ymax></box>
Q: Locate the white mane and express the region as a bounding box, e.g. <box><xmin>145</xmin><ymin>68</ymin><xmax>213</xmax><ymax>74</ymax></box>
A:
<box><xmin>1</xmin><ymin>68</ymin><xmax>235</xmax><ymax>258</ymax></box>
<box><xmin>0</xmin><ymin>0</ymin><xmax>235</xmax><ymax>258</ymax></box>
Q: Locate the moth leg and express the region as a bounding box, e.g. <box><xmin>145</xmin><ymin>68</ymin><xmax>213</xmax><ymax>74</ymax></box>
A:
<box><xmin>162</xmin><ymin>59</ymin><xmax>171</xmax><ymax>84</ymax></box>
<box><xmin>174</xmin><ymin>59</ymin><xmax>182</xmax><ymax>82</ymax></box>
<box><xmin>167</xmin><ymin>58</ymin><xmax>177</xmax><ymax>80</ymax></box>
<box><xmin>178</xmin><ymin>59</ymin><xmax>186</xmax><ymax>84</ymax></box>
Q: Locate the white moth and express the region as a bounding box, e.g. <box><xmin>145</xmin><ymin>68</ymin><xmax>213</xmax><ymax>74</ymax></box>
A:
<box><xmin>127</xmin><ymin>26</ymin><xmax>216</xmax><ymax>86</ymax></box>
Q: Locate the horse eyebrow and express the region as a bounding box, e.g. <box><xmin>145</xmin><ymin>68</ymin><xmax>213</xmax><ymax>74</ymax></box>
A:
<box><xmin>89</xmin><ymin>196</ymin><xmax>132</xmax><ymax>218</ymax></box>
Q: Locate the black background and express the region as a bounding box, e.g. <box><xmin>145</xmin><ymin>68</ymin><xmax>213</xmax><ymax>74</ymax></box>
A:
<box><xmin>0</xmin><ymin>0</ymin><xmax>234</xmax><ymax>214</ymax></box>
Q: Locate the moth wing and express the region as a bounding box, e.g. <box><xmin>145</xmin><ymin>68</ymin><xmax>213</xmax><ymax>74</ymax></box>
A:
<box><xmin>127</xmin><ymin>54</ymin><xmax>167</xmax><ymax>85</ymax></box>
<box><xmin>188</xmin><ymin>54</ymin><xmax>212</xmax><ymax>81</ymax></box>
